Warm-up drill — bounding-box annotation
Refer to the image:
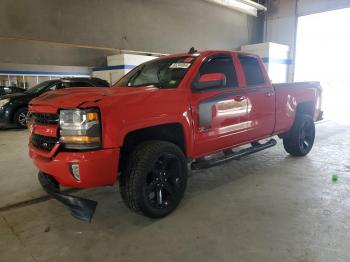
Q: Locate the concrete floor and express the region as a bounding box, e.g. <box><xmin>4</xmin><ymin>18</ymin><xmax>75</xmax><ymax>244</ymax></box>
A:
<box><xmin>0</xmin><ymin>120</ymin><xmax>350</xmax><ymax>262</ymax></box>
<box><xmin>0</xmin><ymin>123</ymin><xmax>43</xmax><ymax>208</ymax></box>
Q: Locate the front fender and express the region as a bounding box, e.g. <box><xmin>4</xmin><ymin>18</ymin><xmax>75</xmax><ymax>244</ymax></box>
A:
<box><xmin>114</xmin><ymin>113</ymin><xmax>194</xmax><ymax>157</ymax></box>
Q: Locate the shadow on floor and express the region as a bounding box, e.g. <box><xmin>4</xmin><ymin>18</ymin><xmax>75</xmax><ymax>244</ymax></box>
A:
<box><xmin>0</xmin><ymin>123</ymin><xmax>24</xmax><ymax>131</ymax></box>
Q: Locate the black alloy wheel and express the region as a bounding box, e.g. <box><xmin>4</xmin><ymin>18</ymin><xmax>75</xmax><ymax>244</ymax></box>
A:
<box><xmin>14</xmin><ymin>107</ymin><xmax>29</xmax><ymax>128</ymax></box>
<box><xmin>145</xmin><ymin>153</ymin><xmax>182</xmax><ymax>210</ymax></box>
<box><xmin>298</xmin><ymin>120</ymin><xmax>314</xmax><ymax>154</ymax></box>
<box><xmin>283</xmin><ymin>114</ymin><xmax>315</xmax><ymax>156</ymax></box>
<box><xmin>120</xmin><ymin>141</ymin><xmax>188</xmax><ymax>218</ymax></box>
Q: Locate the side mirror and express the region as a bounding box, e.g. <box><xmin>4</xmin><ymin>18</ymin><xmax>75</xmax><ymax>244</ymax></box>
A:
<box><xmin>195</xmin><ymin>73</ymin><xmax>226</xmax><ymax>91</ymax></box>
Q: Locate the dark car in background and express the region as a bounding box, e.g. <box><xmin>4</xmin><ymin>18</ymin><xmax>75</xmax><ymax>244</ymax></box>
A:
<box><xmin>0</xmin><ymin>77</ymin><xmax>109</xmax><ymax>128</ymax></box>
<box><xmin>0</xmin><ymin>86</ymin><xmax>26</xmax><ymax>96</ymax></box>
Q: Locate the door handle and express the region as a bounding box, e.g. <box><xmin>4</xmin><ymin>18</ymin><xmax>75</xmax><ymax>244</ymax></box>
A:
<box><xmin>265</xmin><ymin>92</ymin><xmax>273</xmax><ymax>97</ymax></box>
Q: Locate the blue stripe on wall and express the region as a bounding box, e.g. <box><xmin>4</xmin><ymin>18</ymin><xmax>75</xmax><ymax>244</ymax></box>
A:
<box><xmin>0</xmin><ymin>70</ymin><xmax>89</xmax><ymax>76</ymax></box>
<box><xmin>92</xmin><ymin>65</ymin><xmax>136</xmax><ymax>72</ymax></box>
<box><xmin>262</xmin><ymin>57</ymin><xmax>292</xmax><ymax>65</ymax></box>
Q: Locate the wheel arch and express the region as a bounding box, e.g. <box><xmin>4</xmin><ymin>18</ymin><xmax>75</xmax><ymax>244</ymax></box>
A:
<box><xmin>278</xmin><ymin>101</ymin><xmax>315</xmax><ymax>139</ymax></box>
<box><xmin>10</xmin><ymin>105</ymin><xmax>28</xmax><ymax>123</ymax></box>
<box><xmin>118</xmin><ymin>122</ymin><xmax>188</xmax><ymax>172</ymax></box>
<box><xmin>296</xmin><ymin>101</ymin><xmax>315</xmax><ymax>117</ymax></box>
<box><xmin>121</xmin><ymin>123</ymin><xmax>186</xmax><ymax>154</ymax></box>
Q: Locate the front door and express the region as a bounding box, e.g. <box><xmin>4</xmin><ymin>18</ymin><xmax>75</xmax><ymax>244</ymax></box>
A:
<box><xmin>190</xmin><ymin>53</ymin><xmax>249</xmax><ymax>157</ymax></box>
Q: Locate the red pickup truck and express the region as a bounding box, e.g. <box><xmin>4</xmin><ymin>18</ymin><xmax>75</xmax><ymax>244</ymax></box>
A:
<box><xmin>28</xmin><ymin>50</ymin><xmax>322</xmax><ymax>222</ymax></box>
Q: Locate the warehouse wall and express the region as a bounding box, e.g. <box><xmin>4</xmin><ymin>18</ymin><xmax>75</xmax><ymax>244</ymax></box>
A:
<box><xmin>0</xmin><ymin>63</ymin><xmax>90</xmax><ymax>75</ymax></box>
<box><xmin>265</xmin><ymin>0</ymin><xmax>350</xmax><ymax>81</ymax></box>
<box><xmin>0</xmin><ymin>0</ymin><xmax>263</xmax><ymax>66</ymax></box>
<box><xmin>0</xmin><ymin>38</ymin><xmax>118</xmax><ymax>67</ymax></box>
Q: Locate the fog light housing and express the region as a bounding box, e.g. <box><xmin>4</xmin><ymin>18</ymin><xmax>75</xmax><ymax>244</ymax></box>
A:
<box><xmin>70</xmin><ymin>163</ymin><xmax>80</xmax><ymax>181</ymax></box>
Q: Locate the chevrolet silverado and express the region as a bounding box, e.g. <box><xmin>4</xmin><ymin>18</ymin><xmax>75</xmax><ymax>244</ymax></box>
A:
<box><xmin>28</xmin><ymin>50</ymin><xmax>322</xmax><ymax>222</ymax></box>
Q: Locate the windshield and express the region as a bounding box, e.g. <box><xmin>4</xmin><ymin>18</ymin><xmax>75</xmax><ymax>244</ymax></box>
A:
<box><xmin>25</xmin><ymin>80</ymin><xmax>54</xmax><ymax>94</ymax></box>
<box><xmin>114</xmin><ymin>56</ymin><xmax>197</xmax><ymax>88</ymax></box>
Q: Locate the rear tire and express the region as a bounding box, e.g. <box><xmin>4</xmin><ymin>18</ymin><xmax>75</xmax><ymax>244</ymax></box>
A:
<box><xmin>119</xmin><ymin>140</ymin><xmax>188</xmax><ymax>218</ymax></box>
<box><xmin>283</xmin><ymin>114</ymin><xmax>315</xmax><ymax>156</ymax></box>
<box><xmin>13</xmin><ymin>107</ymin><xmax>28</xmax><ymax>128</ymax></box>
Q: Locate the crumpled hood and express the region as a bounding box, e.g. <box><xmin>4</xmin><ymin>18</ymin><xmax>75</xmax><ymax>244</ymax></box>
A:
<box><xmin>29</xmin><ymin>87</ymin><xmax>159</xmax><ymax>109</ymax></box>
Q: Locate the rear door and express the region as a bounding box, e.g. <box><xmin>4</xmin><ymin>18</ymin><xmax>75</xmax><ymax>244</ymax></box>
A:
<box><xmin>237</xmin><ymin>54</ymin><xmax>275</xmax><ymax>141</ymax></box>
<box><xmin>190</xmin><ymin>53</ymin><xmax>250</xmax><ymax>157</ymax></box>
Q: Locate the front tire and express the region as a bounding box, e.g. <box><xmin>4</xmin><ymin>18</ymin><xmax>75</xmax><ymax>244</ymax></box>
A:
<box><xmin>119</xmin><ymin>141</ymin><xmax>188</xmax><ymax>218</ymax></box>
<box><xmin>14</xmin><ymin>107</ymin><xmax>28</xmax><ymax>128</ymax></box>
<box><xmin>283</xmin><ymin>114</ymin><xmax>315</xmax><ymax>156</ymax></box>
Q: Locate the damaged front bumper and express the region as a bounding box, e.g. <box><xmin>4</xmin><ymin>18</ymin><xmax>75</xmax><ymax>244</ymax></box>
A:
<box><xmin>38</xmin><ymin>172</ymin><xmax>98</xmax><ymax>222</ymax></box>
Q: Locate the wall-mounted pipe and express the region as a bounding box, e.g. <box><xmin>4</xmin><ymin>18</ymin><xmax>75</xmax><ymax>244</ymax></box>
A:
<box><xmin>0</xmin><ymin>36</ymin><xmax>167</xmax><ymax>56</ymax></box>
<box><xmin>236</xmin><ymin>0</ymin><xmax>267</xmax><ymax>11</ymax></box>
<box><xmin>204</xmin><ymin>0</ymin><xmax>267</xmax><ymax>16</ymax></box>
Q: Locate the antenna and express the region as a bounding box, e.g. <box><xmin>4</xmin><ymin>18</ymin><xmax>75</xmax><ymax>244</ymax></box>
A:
<box><xmin>188</xmin><ymin>47</ymin><xmax>197</xmax><ymax>54</ymax></box>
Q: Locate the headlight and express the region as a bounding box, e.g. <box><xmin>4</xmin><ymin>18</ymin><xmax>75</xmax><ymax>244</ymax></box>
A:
<box><xmin>59</xmin><ymin>108</ymin><xmax>101</xmax><ymax>150</ymax></box>
<box><xmin>0</xmin><ymin>98</ymin><xmax>10</xmax><ymax>107</ymax></box>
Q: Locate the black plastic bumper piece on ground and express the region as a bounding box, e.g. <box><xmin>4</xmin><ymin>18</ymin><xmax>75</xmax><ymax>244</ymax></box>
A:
<box><xmin>191</xmin><ymin>138</ymin><xmax>277</xmax><ymax>170</ymax></box>
<box><xmin>38</xmin><ymin>172</ymin><xmax>98</xmax><ymax>223</ymax></box>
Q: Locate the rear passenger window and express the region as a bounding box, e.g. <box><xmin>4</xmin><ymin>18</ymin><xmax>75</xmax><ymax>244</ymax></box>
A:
<box><xmin>239</xmin><ymin>55</ymin><xmax>265</xmax><ymax>87</ymax></box>
<box><xmin>199</xmin><ymin>55</ymin><xmax>238</xmax><ymax>88</ymax></box>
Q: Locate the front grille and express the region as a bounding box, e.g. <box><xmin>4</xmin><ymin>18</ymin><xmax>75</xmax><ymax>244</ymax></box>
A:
<box><xmin>32</xmin><ymin>113</ymin><xmax>59</xmax><ymax>125</ymax></box>
<box><xmin>31</xmin><ymin>134</ymin><xmax>58</xmax><ymax>151</ymax></box>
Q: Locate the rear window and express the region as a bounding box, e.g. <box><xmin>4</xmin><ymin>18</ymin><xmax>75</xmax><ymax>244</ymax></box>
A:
<box><xmin>58</xmin><ymin>82</ymin><xmax>95</xmax><ymax>89</ymax></box>
<box><xmin>239</xmin><ymin>55</ymin><xmax>265</xmax><ymax>87</ymax></box>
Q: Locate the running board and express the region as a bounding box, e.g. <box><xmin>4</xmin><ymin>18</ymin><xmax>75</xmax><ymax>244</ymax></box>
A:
<box><xmin>191</xmin><ymin>139</ymin><xmax>277</xmax><ymax>170</ymax></box>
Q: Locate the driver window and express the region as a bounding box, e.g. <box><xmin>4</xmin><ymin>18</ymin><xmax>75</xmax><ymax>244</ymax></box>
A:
<box><xmin>199</xmin><ymin>56</ymin><xmax>238</xmax><ymax>88</ymax></box>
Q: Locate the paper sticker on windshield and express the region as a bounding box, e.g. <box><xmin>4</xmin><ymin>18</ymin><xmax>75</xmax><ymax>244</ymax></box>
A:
<box><xmin>184</xmin><ymin>57</ymin><xmax>194</xmax><ymax>63</ymax></box>
<box><xmin>169</xmin><ymin>63</ymin><xmax>191</xmax><ymax>69</ymax></box>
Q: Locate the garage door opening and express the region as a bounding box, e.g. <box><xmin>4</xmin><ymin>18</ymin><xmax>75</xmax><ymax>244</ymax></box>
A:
<box><xmin>294</xmin><ymin>7</ymin><xmax>350</xmax><ymax>124</ymax></box>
